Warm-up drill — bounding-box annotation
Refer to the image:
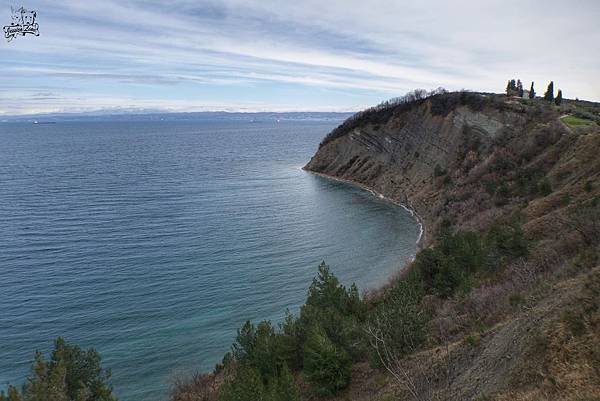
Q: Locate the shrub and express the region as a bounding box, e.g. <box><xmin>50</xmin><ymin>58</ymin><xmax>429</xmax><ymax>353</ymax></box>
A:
<box><xmin>509</xmin><ymin>293</ymin><xmax>525</xmax><ymax>307</ymax></box>
<box><xmin>414</xmin><ymin>246</ymin><xmax>472</xmax><ymax>298</ymax></box>
<box><xmin>434</xmin><ymin>164</ymin><xmax>446</xmax><ymax>177</ymax></box>
<box><xmin>171</xmin><ymin>372</ymin><xmax>219</xmax><ymax>401</ymax></box>
<box><xmin>486</xmin><ymin>222</ymin><xmax>529</xmax><ymax>259</ymax></box>
<box><xmin>538</xmin><ymin>177</ymin><xmax>552</xmax><ymax>196</ymax></box>
<box><xmin>464</xmin><ymin>333</ymin><xmax>481</xmax><ymax>347</ymax></box>
<box><xmin>413</xmin><ymin>229</ymin><xmax>488</xmax><ymax>298</ymax></box>
<box><xmin>303</xmin><ymin>328</ymin><xmax>351</xmax><ymax>396</ymax></box>
<box><xmin>494</xmin><ymin>184</ymin><xmax>511</xmax><ymax>206</ymax></box>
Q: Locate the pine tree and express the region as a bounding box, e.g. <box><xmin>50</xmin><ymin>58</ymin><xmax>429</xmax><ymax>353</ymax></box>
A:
<box><xmin>529</xmin><ymin>82</ymin><xmax>535</xmax><ymax>99</ymax></box>
<box><xmin>303</xmin><ymin>327</ymin><xmax>351</xmax><ymax>396</ymax></box>
<box><xmin>544</xmin><ymin>81</ymin><xmax>554</xmax><ymax>101</ymax></box>
<box><xmin>269</xmin><ymin>365</ymin><xmax>299</xmax><ymax>401</ymax></box>
<box><xmin>555</xmin><ymin>89</ymin><xmax>563</xmax><ymax>105</ymax></box>
<box><xmin>23</xmin><ymin>352</ymin><xmax>49</xmax><ymax>401</ymax></box>
<box><xmin>2</xmin><ymin>339</ymin><xmax>116</xmax><ymax>401</ymax></box>
<box><xmin>46</xmin><ymin>359</ymin><xmax>68</xmax><ymax>401</ymax></box>
<box><xmin>0</xmin><ymin>386</ymin><xmax>22</xmax><ymax>401</ymax></box>
<box><xmin>219</xmin><ymin>366</ymin><xmax>265</xmax><ymax>401</ymax></box>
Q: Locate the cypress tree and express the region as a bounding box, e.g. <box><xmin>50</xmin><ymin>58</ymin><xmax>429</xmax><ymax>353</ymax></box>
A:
<box><xmin>517</xmin><ymin>79</ymin><xmax>524</xmax><ymax>97</ymax></box>
<box><xmin>544</xmin><ymin>81</ymin><xmax>554</xmax><ymax>101</ymax></box>
<box><xmin>506</xmin><ymin>80</ymin><xmax>511</xmax><ymax>96</ymax></box>
<box><xmin>555</xmin><ymin>90</ymin><xmax>563</xmax><ymax>105</ymax></box>
<box><xmin>529</xmin><ymin>82</ymin><xmax>535</xmax><ymax>99</ymax></box>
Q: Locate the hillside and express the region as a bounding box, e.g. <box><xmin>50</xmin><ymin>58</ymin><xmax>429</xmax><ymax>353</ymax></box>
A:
<box><xmin>302</xmin><ymin>91</ymin><xmax>600</xmax><ymax>400</ymax></box>
<box><xmin>16</xmin><ymin>91</ymin><xmax>596</xmax><ymax>401</ymax></box>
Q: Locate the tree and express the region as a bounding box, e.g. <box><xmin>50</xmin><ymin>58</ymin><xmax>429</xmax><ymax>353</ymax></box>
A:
<box><xmin>300</xmin><ymin>262</ymin><xmax>366</xmax><ymax>358</ymax></box>
<box><xmin>268</xmin><ymin>365</ymin><xmax>299</xmax><ymax>401</ymax></box>
<box><xmin>219</xmin><ymin>367</ymin><xmax>265</xmax><ymax>401</ymax></box>
<box><xmin>544</xmin><ymin>81</ymin><xmax>554</xmax><ymax>101</ymax></box>
<box><xmin>50</xmin><ymin>337</ymin><xmax>116</xmax><ymax>401</ymax></box>
<box><xmin>529</xmin><ymin>82</ymin><xmax>536</xmax><ymax>98</ymax></box>
<box><xmin>303</xmin><ymin>327</ymin><xmax>351</xmax><ymax>396</ymax></box>
<box><xmin>506</xmin><ymin>79</ymin><xmax>517</xmax><ymax>96</ymax></box>
<box><xmin>555</xmin><ymin>89</ymin><xmax>563</xmax><ymax>105</ymax></box>
<box><xmin>2</xmin><ymin>339</ymin><xmax>116</xmax><ymax>401</ymax></box>
<box><xmin>0</xmin><ymin>386</ymin><xmax>22</xmax><ymax>401</ymax></box>
<box><xmin>517</xmin><ymin>79</ymin><xmax>524</xmax><ymax>97</ymax></box>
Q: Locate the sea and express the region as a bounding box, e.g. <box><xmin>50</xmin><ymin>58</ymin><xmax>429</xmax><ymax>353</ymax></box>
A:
<box><xmin>0</xmin><ymin>115</ymin><xmax>420</xmax><ymax>401</ymax></box>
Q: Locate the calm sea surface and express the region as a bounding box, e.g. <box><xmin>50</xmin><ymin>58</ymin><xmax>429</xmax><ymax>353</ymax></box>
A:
<box><xmin>0</xmin><ymin>118</ymin><xmax>419</xmax><ymax>400</ymax></box>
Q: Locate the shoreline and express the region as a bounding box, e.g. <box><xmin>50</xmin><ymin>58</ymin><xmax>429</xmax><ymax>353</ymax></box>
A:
<box><xmin>302</xmin><ymin>168</ymin><xmax>426</xmax><ymax>254</ymax></box>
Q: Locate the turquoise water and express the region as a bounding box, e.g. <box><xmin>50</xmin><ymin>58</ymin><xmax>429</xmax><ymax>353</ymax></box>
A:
<box><xmin>0</xmin><ymin>118</ymin><xmax>419</xmax><ymax>400</ymax></box>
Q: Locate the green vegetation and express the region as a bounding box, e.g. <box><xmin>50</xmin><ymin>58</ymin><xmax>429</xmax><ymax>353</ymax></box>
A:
<box><xmin>544</xmin><ymin>81</ymin><xmax>554</xmax><ymax>101</ymax></box>
<box><xmin>0</xmin><ymin>338</ymin><xmax>116</xmax><ymax>401</ymax></box>
<box><xmin>555</xmin><ymin>89</ymin><xmax>563</xmax><ymax>105</ymax></box>
<box><xmin>529</xmin><ymin>82</ymin><xmax>536</xmax><ymax>99</ymax></box>
<box><xmin>215</xmin><ymin>261</ymin><xmax>363</xmax><ymax>399</ymax></box>
<box><xmin>561</xmin><ymin>115</ymin><xmax>596</xmax><ymax>128</ymax></box>
<box><xmin>434</xmin><ymin>164</ymin><xmax>446</xmax><ymax>177</ymax></box>
<box><xmin>2</xmin><ymin>220</ymin><xmax>534</xmax><ymax>401</ymax></box>
<box><xmin>537</xmin><ymin>177</ymin><xmax>553</xmax><ymax>196</ymax></box>
<box><xmin>303</xmin><ymin>327</ymin><xmax>351</xmax><ymax>396</ymax></box>
<box><xmin>210</xmin><ymin>218</ymin><xmax>531</xmax><ymax>398</ymax></box>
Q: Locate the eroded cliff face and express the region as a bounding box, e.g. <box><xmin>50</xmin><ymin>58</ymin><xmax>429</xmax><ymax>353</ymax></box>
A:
<box><xmin>304</xmin><ymin>94</ymin><xmax>598</xmax><ymax>246</ymax></box>
<box><xmin>304</xmin><ymin>94</ymin><xmax>600</xmax><ymax>401</ymax></box>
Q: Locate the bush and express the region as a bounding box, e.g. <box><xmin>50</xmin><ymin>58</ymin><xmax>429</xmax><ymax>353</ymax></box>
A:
<box><xmin>486</xmin><ymin>222</ymin><xmax>529</xmax><ymax>259</ymax></box>
<box><xmin>434</xmin><ymin>164</ymin><xmax>446</xmax><ymax>177</ymax></box>
<box><xmin>464</xmin><ymin>333</ymin><xmax>481</xmax><ymax>347</ymax></box>
<box><xmin>414</xmin><ymin>229</ymin><xmax>486</xmax><ymax>298</ymax></box>
<box><xmin>538</xmin><ymin>177</ymin><xmax>553</xmax><ymax>196</ymax></box>
<box><xmin>494</xmin><ymin>184</ymin><xmax>511</xmax><ymax>206</ymax></box>
<box><xmin>303</xmin><ymin>328</ymin><xmax>351</xmax><ymax>396</ymax></box>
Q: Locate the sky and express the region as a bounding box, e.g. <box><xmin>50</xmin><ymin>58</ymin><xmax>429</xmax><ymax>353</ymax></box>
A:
<box><xmin>1</xmin><ymin>0</ymin><xmax>599</xmax><ymax>115</ymax></box>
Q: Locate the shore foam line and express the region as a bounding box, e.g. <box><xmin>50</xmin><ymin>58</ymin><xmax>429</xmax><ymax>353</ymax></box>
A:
<box><xmin>303</xmin><ymin>169</ymin><xmax>425</xmax><ymax>251</ymax></box>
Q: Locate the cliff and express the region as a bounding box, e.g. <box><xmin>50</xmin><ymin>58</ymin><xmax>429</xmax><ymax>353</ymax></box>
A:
<box><xmin>303</xmin><ymin>91</ymin><xmax>600</xmax><ymax>401</ymax></box>
<box><xmin>305</xmin><ymin>92</ymin><xmax>599</xmax><ymax>244</ymax></box>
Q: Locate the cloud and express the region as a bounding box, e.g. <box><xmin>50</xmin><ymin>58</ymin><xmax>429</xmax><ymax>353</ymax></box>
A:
<box><xmin>1</xmin><ymin>0</ymin><xmax>599</xmax><ymax>114</ymax></box>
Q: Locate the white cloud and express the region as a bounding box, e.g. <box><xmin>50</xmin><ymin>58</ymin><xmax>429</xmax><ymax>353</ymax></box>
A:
<box><xmin>1</xmin><ymin>0</ymin><xmax>599</xmax><ymax>114</ymax></box>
